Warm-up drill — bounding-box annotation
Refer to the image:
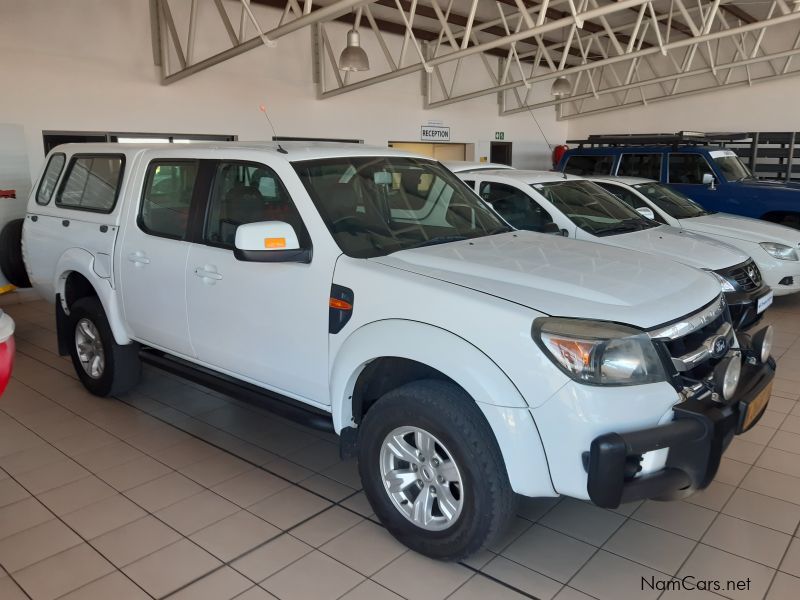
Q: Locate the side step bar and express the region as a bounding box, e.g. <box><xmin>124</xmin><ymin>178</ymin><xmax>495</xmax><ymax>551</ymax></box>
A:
<box><xmin>139</xmin><ymin>349</ymin><xmax>335</xmax><ymax>433</ymax></box>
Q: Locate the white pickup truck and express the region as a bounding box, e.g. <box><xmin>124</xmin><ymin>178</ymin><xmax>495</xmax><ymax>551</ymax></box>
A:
<box><xmin>19</xmin><ymin>142</ymin><xmax>775</xmax><ymax>559</ymax></box>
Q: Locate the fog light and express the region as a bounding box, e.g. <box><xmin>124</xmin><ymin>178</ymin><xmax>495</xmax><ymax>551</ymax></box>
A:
<box><xmin>779</xmin><ymin>276</ymin><xmax>793</xmax><ymax>286</ymax></box>
<box><xmin>751</xmin><ymin>325</ymin><xmax>773</xmax><ymax>363</ymax></box>
<box><xmin>714</xmin><ymin>355</ymin><xmax>741</xmax><ymax>402</ymax></box>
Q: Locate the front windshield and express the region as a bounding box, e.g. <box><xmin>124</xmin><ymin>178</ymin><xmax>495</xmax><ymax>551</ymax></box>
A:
<box><xmin>713</xmin><ymin>155</ymin><xmax>752</xmax><ymax>181</ymax></box>
<box><xmin>633</xmin><ymin>182</ymin><xmax>709</xmax><ymax>219</ymax></box>
<box><xmin>534</xmin><ymin>180</ymin><xmax>656</xmax><ymax>237</ymax></box>
<box><xmin>293</xmin><ymin>157</ymin><xmax>510</xmax><ymax>258</ymax></box>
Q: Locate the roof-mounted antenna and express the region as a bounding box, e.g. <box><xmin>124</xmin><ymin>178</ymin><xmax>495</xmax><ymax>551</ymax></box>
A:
<box><xmin>259</xmin><ymin>104</ymin><xmax>288</xmax><ymax>154</ymax></box>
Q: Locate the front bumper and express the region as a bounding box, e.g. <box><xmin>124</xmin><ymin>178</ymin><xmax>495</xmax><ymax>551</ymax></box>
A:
<box><xmin>585</xmin><ymin>356</ymin><xmax>775</xmax><ymax>509</ymax></box>
<box><xmin>725</xmin><ymin>286</ymin><xmax>772</xmax><ymax>329</ymax></box>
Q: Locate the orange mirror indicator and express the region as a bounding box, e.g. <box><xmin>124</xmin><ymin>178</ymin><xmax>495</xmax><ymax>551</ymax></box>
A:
<box><xmin>264</xmin><ymin>237</ymin><xmax>287</xmax><ymax>249</ymax></box>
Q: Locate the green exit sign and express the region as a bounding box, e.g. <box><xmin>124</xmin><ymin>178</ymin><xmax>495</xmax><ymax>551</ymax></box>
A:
<box><xmin>495</xmin><ymin>132</ymin><xmax>505</xmax><ymax>140</ymax></box>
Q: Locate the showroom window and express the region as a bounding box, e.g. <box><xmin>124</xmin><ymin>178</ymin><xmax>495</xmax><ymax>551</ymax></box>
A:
<box><xmin>668</xmin><ymin>153</ymin><xmax>715</xmax><ymax>184</ymax></box>
<box><xmin>204</xmin><ymin>161</ymin><xmax>309</xmax><ymax>248</ymax></box>
<box><xmin>36</xmin><ymin>153</ymin><xmax>66</xmax><ymax>206</ymax></box>
<box><xmin>139</xmin><ymin>161</ymin><xmax>200</xmax><ymax>239</ymax></box>
<box><xmin>617</xmin><ymin>153</ymin><xmax>662</xmax><ymax>179</ymax></box>
<box><xmin>56</xmin><ymin>155</ymin><xmax>124</xmax><ymax>213</ymax></box>
<box><xmin>479</xmin><ymin>181</ymin><xmax>554</xmax><ymax>232</ymax></box>
<box><xmin>562</xmin><ymin>154</ymin><xmax>614</xmax><ymax>176</ymax></box>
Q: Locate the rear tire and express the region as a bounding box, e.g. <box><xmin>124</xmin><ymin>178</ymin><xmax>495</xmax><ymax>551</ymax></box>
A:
<box><xmin>0</xmin><ymin>219</ymin><xmax>31</xmax><ymax>288</ymax></box>
<box><xmin>358</xmin><ymin>379</ymin><xmax>515</xmax><ymax>560</ymax></box>
<box><xmin>67</xmin><ymin>297</ymin><xmax>140</xmax><ymax>396</ymax></box>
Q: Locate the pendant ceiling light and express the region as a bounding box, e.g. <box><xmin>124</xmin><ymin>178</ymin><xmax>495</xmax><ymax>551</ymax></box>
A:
<box><xmin>550</xmin><ymin>76</ymin><xmax>572</xmax><ymax>98</ymax></box>
<box><xmin>339</xmin><ymin>29</ymin><xmax>370</xmax><ymax>72</ymax></box>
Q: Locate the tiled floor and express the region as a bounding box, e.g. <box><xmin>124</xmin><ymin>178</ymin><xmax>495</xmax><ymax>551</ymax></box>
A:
<box><xmin>1</xmin><ymin>291</ymin><xmax>800</xmax><ymax>600</ymax></box>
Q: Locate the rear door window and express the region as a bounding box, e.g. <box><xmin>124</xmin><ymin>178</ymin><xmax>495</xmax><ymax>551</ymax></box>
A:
<box><xmin>617</xmin><ymin>153</ymin><xmax>662</xmax><ymax>179</ymax></box>
<box><xmin>563</xmin><ymin>155</ymin><xmax>614</xmax><ymax>176</ymax></box>
<box><xmin>140</xmin><ymin>161</ymin><xmax>200</xmax><ymax>239</ymax></box>
<box><xmin>56</xmin><ymin>155</ymin><xmax>124</xmax><ymax>212</ymax></box>
<box><xmin>668</xmin><ymin>153</ymin><xmax>715</xmax><ymax>184</ymax></box>
<box><xmin>36</xmin><ymin>153</ymin><xmax>66</xmax><ymax>205</ymax></box>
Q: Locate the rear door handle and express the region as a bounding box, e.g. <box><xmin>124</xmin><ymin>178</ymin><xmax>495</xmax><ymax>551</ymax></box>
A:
<box><xmin>193</xmin><ymin>266</ymin><xmax>223</xmax><ymax>282</ymax></box>
<box><xmin>127</xmin><ymin>251</ymin><xmax>150</xmax><ymax>266</ymax></box>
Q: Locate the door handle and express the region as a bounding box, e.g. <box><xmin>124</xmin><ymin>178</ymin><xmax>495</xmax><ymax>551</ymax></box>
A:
<box><xmin>193</xmin><ymin>267</ymin><xmax>223</xmax><ymax>282</ymax></box>
<box><xmin>127</xmin><ymin>252</ymin><xmax>150</xmax><ymax>266</ymax></box>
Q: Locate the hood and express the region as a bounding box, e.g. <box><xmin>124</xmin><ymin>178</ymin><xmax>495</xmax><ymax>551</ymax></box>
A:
<box><xmin>738</xmin><ymin>178</ymin><xmax>800</xmax><ymax>192</ymax></box>
<box><xmin>371</xmin><ymin>232</ymin><xmax>720</xmax><ymax>329</ymax></box>
<box><xmin>680</xmin><ymin>213</ymin><xmax>800</xmax><ymax>246</ymax></box>
<box><xmin>600</xmin><ymin>226</ymin><xmax>749</xmax><ymax>270</ymax></box>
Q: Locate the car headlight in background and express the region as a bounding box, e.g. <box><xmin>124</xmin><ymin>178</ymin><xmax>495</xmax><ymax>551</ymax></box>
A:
<box><xmin>532</xmin><ymin>317</ymin><xmax>666</xmax><ymax>385</ymax></box>
<box><xmin>760</xmin><ymin>242</ymin><xmax>798</xmax><ymax>261</ymax></box>
<box><xmin>709</xmin><ymin>271</ymin><xmax>736</xmax><ymax>292</ymax></box>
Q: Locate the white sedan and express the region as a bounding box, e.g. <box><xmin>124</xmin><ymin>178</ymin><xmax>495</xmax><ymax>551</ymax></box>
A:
<box><xmin>457</xmin><ymin>169</ymin><xmax>773</xmax><ymax>329</ymax></box>
<box><xmin>591</xmin><ymin>177</ymin><xmax>800</xmax><ymax>296</ymax></box>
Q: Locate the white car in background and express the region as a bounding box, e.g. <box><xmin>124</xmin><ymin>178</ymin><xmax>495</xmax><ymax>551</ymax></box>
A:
<box><xmin>442</xmin><ymin>160</ymin><xmax>514</xmax><ymax>174</ymax></box>
<box><xmin>458</xmin><ymin>170</ymin><xmax>773</xmax><ymax>329</ymax></box>
<box><xmin>589</xmin><ymin>177</ymin><xmax>800</xmax><ymax>297</ymax></box>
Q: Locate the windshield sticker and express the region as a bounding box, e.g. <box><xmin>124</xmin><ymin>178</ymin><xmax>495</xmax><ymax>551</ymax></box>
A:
<box><xmin>708</xmin><ymin>150</ymin><xmax>737</xmax><ymax>158</ymax></box>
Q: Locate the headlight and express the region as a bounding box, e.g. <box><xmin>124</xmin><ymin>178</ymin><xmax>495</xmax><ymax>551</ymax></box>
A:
<box><xmin>760</xmin><ymin>242</ymin><xmax>798</xmax><ymax>261</ymax></box>
<box><xmin>752</xmin><ymin>325</ymin><xmax>773</xmax><ymax>363</ymax></box>
<box><xmin>709</xmin><ymin>271</ymin><xmax>736</xmax><ymax>292</ymax></box>
<box><xmin>533</xmin><ymin>317</ymin><xmax>666</xmax><ymax>386</ymax></box>
<box><xmin>713</xmin><ymin>355</ymin><xmax>741</xmax><ymax>401</ymax></box>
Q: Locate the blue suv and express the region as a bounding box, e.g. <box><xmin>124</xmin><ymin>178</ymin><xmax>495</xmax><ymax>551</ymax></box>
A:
<box><xmin>557</xmin><ymin>133</ymin><xmax>800</xmax><ymax>229</ymax></box>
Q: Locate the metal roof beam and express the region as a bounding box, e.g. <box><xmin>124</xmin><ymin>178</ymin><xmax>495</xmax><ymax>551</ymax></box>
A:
<box><xmin>430</xmin><ymin>6</ymin><xmax>800</xmax><ymax>107</ymax></box>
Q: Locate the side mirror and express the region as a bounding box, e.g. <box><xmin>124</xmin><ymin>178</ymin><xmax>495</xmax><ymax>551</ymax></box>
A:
<box><xmin>636</xmin><ymin>206</ymin><xmax>656</xmax><ymax>220</ymax></box>
<box><xmin>234</xmin><ymin>221</ymin><xmax>311</xmax><ymax>263</ymax></box>
<box><xmin>702</xmin><ymin>173</ymin><xmax>716</xmax><ymax>189</ymax></box>
<box><xmin>542</xmin><ymin>222</ymin><xmax>561</xmax><ymax>235</ymax></box>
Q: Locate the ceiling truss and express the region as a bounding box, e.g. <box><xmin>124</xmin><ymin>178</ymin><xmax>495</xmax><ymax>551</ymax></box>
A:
<box><xmin>151</xmin><ymin>1</ymin><xmax>800</xmax><ymax>119</ymax></box>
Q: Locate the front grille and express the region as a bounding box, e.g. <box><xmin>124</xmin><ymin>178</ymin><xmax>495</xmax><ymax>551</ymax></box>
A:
<box><xmin>663</xmin><ymin>311</ymin><xmax>727</xmax><ymax>381</ymax></box>
<box><xmin>650</xmin><ymin>296</ymin><xmax>731</xmax><ymax>385</ymax></box>
<box><xmin>719</xmin><ymin>259</ymin><xmax>763</xmax><ymax>291</ymax></box>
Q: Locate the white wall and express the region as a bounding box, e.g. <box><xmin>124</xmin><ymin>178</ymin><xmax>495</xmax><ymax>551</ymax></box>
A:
<box><xmin>565</xmin><ymin>20</ymin><xmax>800</xmax><ymax>140</ymax></box>
<box><xmin>567</xmin><ymin>75</ymin><xmax>800</xmax><ymax>140</ymax></box>
<box><xmin>0</xmin><ymin>0</ymin><xmax>567</xmax><ymax>185</ymax></box>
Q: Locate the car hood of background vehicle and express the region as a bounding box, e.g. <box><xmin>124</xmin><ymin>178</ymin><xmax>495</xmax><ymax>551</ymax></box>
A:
<box><xmin>739</xmin><ymin>179</ymin><xmax>800</xmax><ymax>192</ymax></box>
<box><xmin>602</xmin><ymin>226</ymin><xmax>749</xmax><ymax>271</ymax></box>
<box><xmin>679</xmin><ymin>213</ymin><xmax>800</xmax><ymax>246</ymax></box>
<box><xmin>371</xmin><ymin>231</ymin><xmax>720</xmax><ymax>329</ymax></box>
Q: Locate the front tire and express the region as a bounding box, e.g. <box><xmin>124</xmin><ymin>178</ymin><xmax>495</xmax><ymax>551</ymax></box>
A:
<box><xmin>358</xmin><ymin>379</ymin><xmax>515</xmax><ymax>560</ymax></box>
<box><xmin>68</xmin><ymin>297</ymin><xmax>141</xmax><ymax>396</ymax></box>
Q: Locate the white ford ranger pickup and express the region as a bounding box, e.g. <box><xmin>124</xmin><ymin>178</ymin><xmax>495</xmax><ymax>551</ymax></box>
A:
<box><xmin>20</xmin><ymin>143</ymin><xmax>775</xmax><ymax>560</ymax></box>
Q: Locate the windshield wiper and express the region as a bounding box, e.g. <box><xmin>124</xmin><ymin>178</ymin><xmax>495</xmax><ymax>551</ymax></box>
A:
<box><xmin>410</xmin><ymin>235</ymin><xmax>470</xmax><ymax>249</ymax></box>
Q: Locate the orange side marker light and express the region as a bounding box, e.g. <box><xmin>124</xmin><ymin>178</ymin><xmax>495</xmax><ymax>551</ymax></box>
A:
<box><xmin>329</xmin><ymin>298</ymin><xmax>353</xmax><ymax>311</ymax></box>
<box><xmin>264</xmin><ymin>237</ymin><xmax>286</xmax><ymax>249</ymax></box>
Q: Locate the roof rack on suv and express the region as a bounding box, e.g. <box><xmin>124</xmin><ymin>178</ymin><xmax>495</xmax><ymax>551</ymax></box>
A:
<box><xmin>565</xmin><ymin>131</ymin><xmax>751</xmax><ymax>148</ymax></box>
